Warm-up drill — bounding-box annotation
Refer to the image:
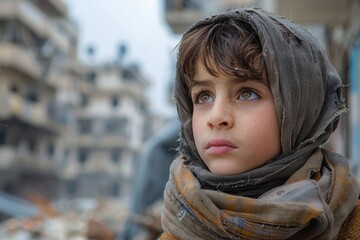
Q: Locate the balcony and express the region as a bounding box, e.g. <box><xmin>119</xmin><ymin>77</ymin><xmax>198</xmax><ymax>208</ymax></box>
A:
<box><xmin>164</xmin><ymin>0</ymin><xmax>258</xmax><ymax>33</ymax></box>
<box><xmin>31</xmin><ymin>0</ymin><xmax>68</xmax><ymax>18</ymax></box>
<box><xmin>0</xmin><ymin>42</ymin><xmax>42</xmax><ymax>80</ymax></box>
<box><xmin>165</xmin><ymin>8</ymin><xmax>202</xmax><ymax>34</ymax></box>
<box><xmin>73</xmin><ymin>135</ymin><xmax>128</xmax><ymax>149</ymax></box>
<box><xmin>98</xmin><ymin>81</ymin><xmax>145</xmax><ymax>100</ymax></box>
<box><xmin>0</xmin><ymin>42</ymin><xmax>59</xmax><ymax>89</ymax></box>
<box><xmin>164</xmin><ymin>0</ymin><xmax>203</xmax><ymax>33</ymax></box>
<box><xmin>0</xmin><ymin>146</ymin><xmax>59</xmax><ymax>173</ymax></box>
<box><xmin>0</xmin><ymin>147</ymin><xmax>15</xmax><ymax>169</ymax></box>
<box><xmin>277</xmin><ymin>0</ymin><xmax>350</xmax><ymax>25</ymax></box>
<box><xmin>0</xmin><ymin>93</ymin><xmax>59</xmax><ymax>132</ymax></box>
<box><xmin>0</xmin><ymin>0</ymin><xmax>71</xmax><ymax>53</ymax></box>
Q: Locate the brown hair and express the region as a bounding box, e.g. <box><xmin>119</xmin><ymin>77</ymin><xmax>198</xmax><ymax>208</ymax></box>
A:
<box><xmin>177</xmin><ymin>18</ymin><xmax>266</xmax><ymax>88</ymax></box>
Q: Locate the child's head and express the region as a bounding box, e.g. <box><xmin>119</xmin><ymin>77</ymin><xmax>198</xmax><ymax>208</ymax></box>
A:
<box><xmin>177</xmin><ymin>18</ymin><xmax>280</xmax><ymax>175</ymax></box>
<box><xmin>174</xmin><ymin>8</ymin><xmax>346</xmax><ymax>175</ymax></box>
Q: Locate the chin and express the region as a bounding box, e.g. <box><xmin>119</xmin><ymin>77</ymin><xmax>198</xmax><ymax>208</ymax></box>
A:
<box><xmin>208</xmin><ymin>165</ymin><xmax>246</xmax><ymax>176</ymax></box>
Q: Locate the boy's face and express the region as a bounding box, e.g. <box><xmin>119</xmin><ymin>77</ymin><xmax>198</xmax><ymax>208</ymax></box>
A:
<box><xmin>191</xmin><ymin>61</ymin><xmax>281</xmax><ymax>175</ymax></box>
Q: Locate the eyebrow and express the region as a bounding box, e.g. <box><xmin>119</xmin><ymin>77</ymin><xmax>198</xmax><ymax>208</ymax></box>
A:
<box><xmin>191</xmin><ymin>77</ymin><xmax>269</xmax><ymax>88</ymax></box>
<box><xmin>190</xmin><ymin>79</ymin><xmax>212</xmax><ymax>88</ymax></box>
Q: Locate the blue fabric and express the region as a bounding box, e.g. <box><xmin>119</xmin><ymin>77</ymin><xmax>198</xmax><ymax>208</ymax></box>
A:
<box><xmin>120</xmin><ymin>121</ymin><xmax>179</xmax><ymax>240</ymax></box>
<box><xmin>0</xmin><ymin>191</ymin><xmax>38</xmax><ymax>218</ymax></box>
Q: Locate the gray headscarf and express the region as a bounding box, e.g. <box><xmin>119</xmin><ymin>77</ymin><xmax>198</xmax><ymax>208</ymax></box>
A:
<box><xmin>174</xmin><ymin>8</ymin><xmax>346</xmax><ymax>197</ymax></box>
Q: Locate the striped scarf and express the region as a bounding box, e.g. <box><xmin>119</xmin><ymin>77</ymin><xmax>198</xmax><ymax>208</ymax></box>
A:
<box><xmin>161</xmin><ymin>149</ymin><xmax>360</xmax><ymax>239</ymax></box>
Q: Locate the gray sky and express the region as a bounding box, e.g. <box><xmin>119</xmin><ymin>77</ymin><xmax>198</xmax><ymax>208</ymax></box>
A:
<box><xmin>64</xmin><ymin>0</ymin><xmax>180</xmax><ymax>117</ymax></box>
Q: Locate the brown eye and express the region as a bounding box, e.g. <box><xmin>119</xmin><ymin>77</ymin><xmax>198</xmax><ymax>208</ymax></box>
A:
<box><xmin>241</xmin><ymin>90</ymin><xmax>252</xmax><ymax>99</ymax></box>
<box><xmin>239</xmin><ymin>89</ymin><xmax>259</xmax><ymax>101</ymax></box>
<box><xmin>197</xmin><ymin>92</ymin><xmax>214</xmax><ymax>104</ymax></box>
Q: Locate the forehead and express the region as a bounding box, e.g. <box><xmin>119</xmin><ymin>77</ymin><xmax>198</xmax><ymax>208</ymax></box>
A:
<box><xmin>190</xmin><ymin>58</ymin><xmax>270</xmax><ymax>88</ymax></box>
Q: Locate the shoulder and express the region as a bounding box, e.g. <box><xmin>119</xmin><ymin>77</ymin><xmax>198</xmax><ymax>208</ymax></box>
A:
<box><xmin>338</xmin><ymin>200</ymin><xmax>360</xmax><ymax>239</ymax></box>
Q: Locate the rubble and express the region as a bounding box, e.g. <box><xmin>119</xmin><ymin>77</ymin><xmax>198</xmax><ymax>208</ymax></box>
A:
<box><xmin>0</xmin><ymin>197</ymin><xmax>130</xmax><ymax>240</ymax></box>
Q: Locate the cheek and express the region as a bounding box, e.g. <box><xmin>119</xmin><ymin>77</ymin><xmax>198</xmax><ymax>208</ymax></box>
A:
<box><xmin>192</xmin><ymin>111</ymin><xmax>204</xmax><ymax>144</ymax></box>
<box><xmin>247</xmin><ymin>107</ymin><xmax>281</xmax><ymax>153</ymax></box>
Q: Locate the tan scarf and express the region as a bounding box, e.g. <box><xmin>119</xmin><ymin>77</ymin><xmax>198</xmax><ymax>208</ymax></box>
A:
<box><xmin>161</xmin><ymin>149</ymin><xmax>360</xmax><ymax>240</ymax></box>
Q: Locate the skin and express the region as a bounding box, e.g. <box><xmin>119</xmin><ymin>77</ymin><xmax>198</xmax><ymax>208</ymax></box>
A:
<box><xmin>191</xmin><ymin>60</ymin><xmax>281</xmax><ymax>175</ymax></box>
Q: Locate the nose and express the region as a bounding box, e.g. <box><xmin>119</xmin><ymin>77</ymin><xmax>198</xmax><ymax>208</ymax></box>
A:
<box><xmin>207</xmin><ymin>99</ymin><xmax>234</xmax><ymax>129</ymax></box>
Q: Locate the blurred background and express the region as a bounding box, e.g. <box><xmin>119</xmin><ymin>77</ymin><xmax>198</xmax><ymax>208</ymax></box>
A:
<box><xmin>0</xmin><ymin>0</ymin><xmax>359</xmax><ymax>239</ymax></box>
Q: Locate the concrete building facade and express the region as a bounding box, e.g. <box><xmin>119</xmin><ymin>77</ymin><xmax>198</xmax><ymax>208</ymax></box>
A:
<box><xmin>0</xmin><ymin>0</ymin><xmax>79</xmax><ymax>199</ymax></box>
<box><xmin>0</xmin><ymin>0</ymin><xmax>154</xmax><ymax>204</ymax></box>
<box><xmin>61</xmin><ymin>62</ymin><xmax>150</xmax><ymax>200</ymax></box>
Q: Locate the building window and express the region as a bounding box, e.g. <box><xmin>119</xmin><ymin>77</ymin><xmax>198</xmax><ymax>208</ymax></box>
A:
<box><xmin>28</xmin><ymin>138</ymin><xmax>36</xmax><ymax>154</ymax></box>
<box><xmin>0</xmin><ymin>128</ymin><xmax>5</xmax><ymax>145</ymax></box>
<box><xmin>111</xmin><ymin>96</ymin><xmax>119</xmax><ymax>107</ymax></box>
<box><xmin>26</xmin><ymin>90</ymin><xmax>39</xmax><ymax>103</ymax></box>
<box><xmin>104</xmin><ymin>119</ymin><xmax>120</xmax><ymax>134</ymax></box>
<box><xmin>3</xmin><ymin>21</ymin><xmax>21</xmax><ymax>44</ymax></box>
<box><xmin>62</xmin><ymin>149</ymin><xmax>69</xmax><ymax>166</ymax></box>
<box><xmin>80</xmin><ymin>94</ymin><xmax>89</xmax><ymax>107</ymax></box>
<box><xmin>67</xmin><ymin>181</ymin><xmax>77</xmax><ymax>195</ymax></box>
<box><xmin>122</xmin><ymin>69</ymin><xmax>135</xmax><ymax>81</ymax></box>
<box><xmin>47</xmin><ymin>143</ymin><xmax>55</xmax><ymax>157</ymax></box>
<box><xmin>78</xmin><ymin>150</ymin><xmax>88</xmax><ymax>167</ymax></box>
<box><xmin>86</xmin><ymin>71</ymin><xmax>97</xmax><ymax>85</ymax></box>
<box><xmin>139</xmin><ymin>102</ymin><xmax>147</xmax><ymax>112</ymax></box>
<box><xmin>9</xmin><ymin>84</ymin><xmax>19</xmax><ymax>94</ymax></box>
<box><xmin>111</xmin><ymin>183</ymin><xmax>120</xmax><ymax>197</ymax></box>
<box><xmin>3</xmin><ymin>182</ymin><xmax>15</xmax><ymax>195</ymax></box>
<box><xmin>104</xmin><ymin>118</ymin><xmax>127</xmax><ymax>135</ymax></box>
<box><xmin>111</xmin><ymin>151</ymin><xmax>121</xmax><ymax>163</ymax></box>
<box><xmin>165</xmin><ymin>0</ymin><xmax>200</xmax><ymax>10</ymax></box>
<box><xmin>77</xmin><ymin>119</ymin><xmax>92</xmax><ymax>134</ymax></box>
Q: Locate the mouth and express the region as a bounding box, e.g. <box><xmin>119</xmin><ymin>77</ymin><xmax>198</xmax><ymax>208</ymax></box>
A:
<box><xmin>205</xmin><ymin>138</ymin><xmax>237</xmax><ymax>154</ymax></box>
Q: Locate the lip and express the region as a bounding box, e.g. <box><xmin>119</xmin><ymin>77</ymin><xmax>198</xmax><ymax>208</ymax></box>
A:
<box><xmin>205</xmin><ymin>138</ymin><xmax>237</xmax><ymax>154</ymax></box>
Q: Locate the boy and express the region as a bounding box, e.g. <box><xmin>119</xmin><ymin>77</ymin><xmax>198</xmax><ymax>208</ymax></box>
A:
<box><xmin>161</xmin><ymin>7</ymin><xmax>360</xmax><ymax>239</ymax></box>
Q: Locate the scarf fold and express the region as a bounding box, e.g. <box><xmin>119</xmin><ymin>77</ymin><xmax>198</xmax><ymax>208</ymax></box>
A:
<box><xmin>161</xmin><ymin>149</ymin><xmax>360</xmax><ymax>240</ymax></box>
